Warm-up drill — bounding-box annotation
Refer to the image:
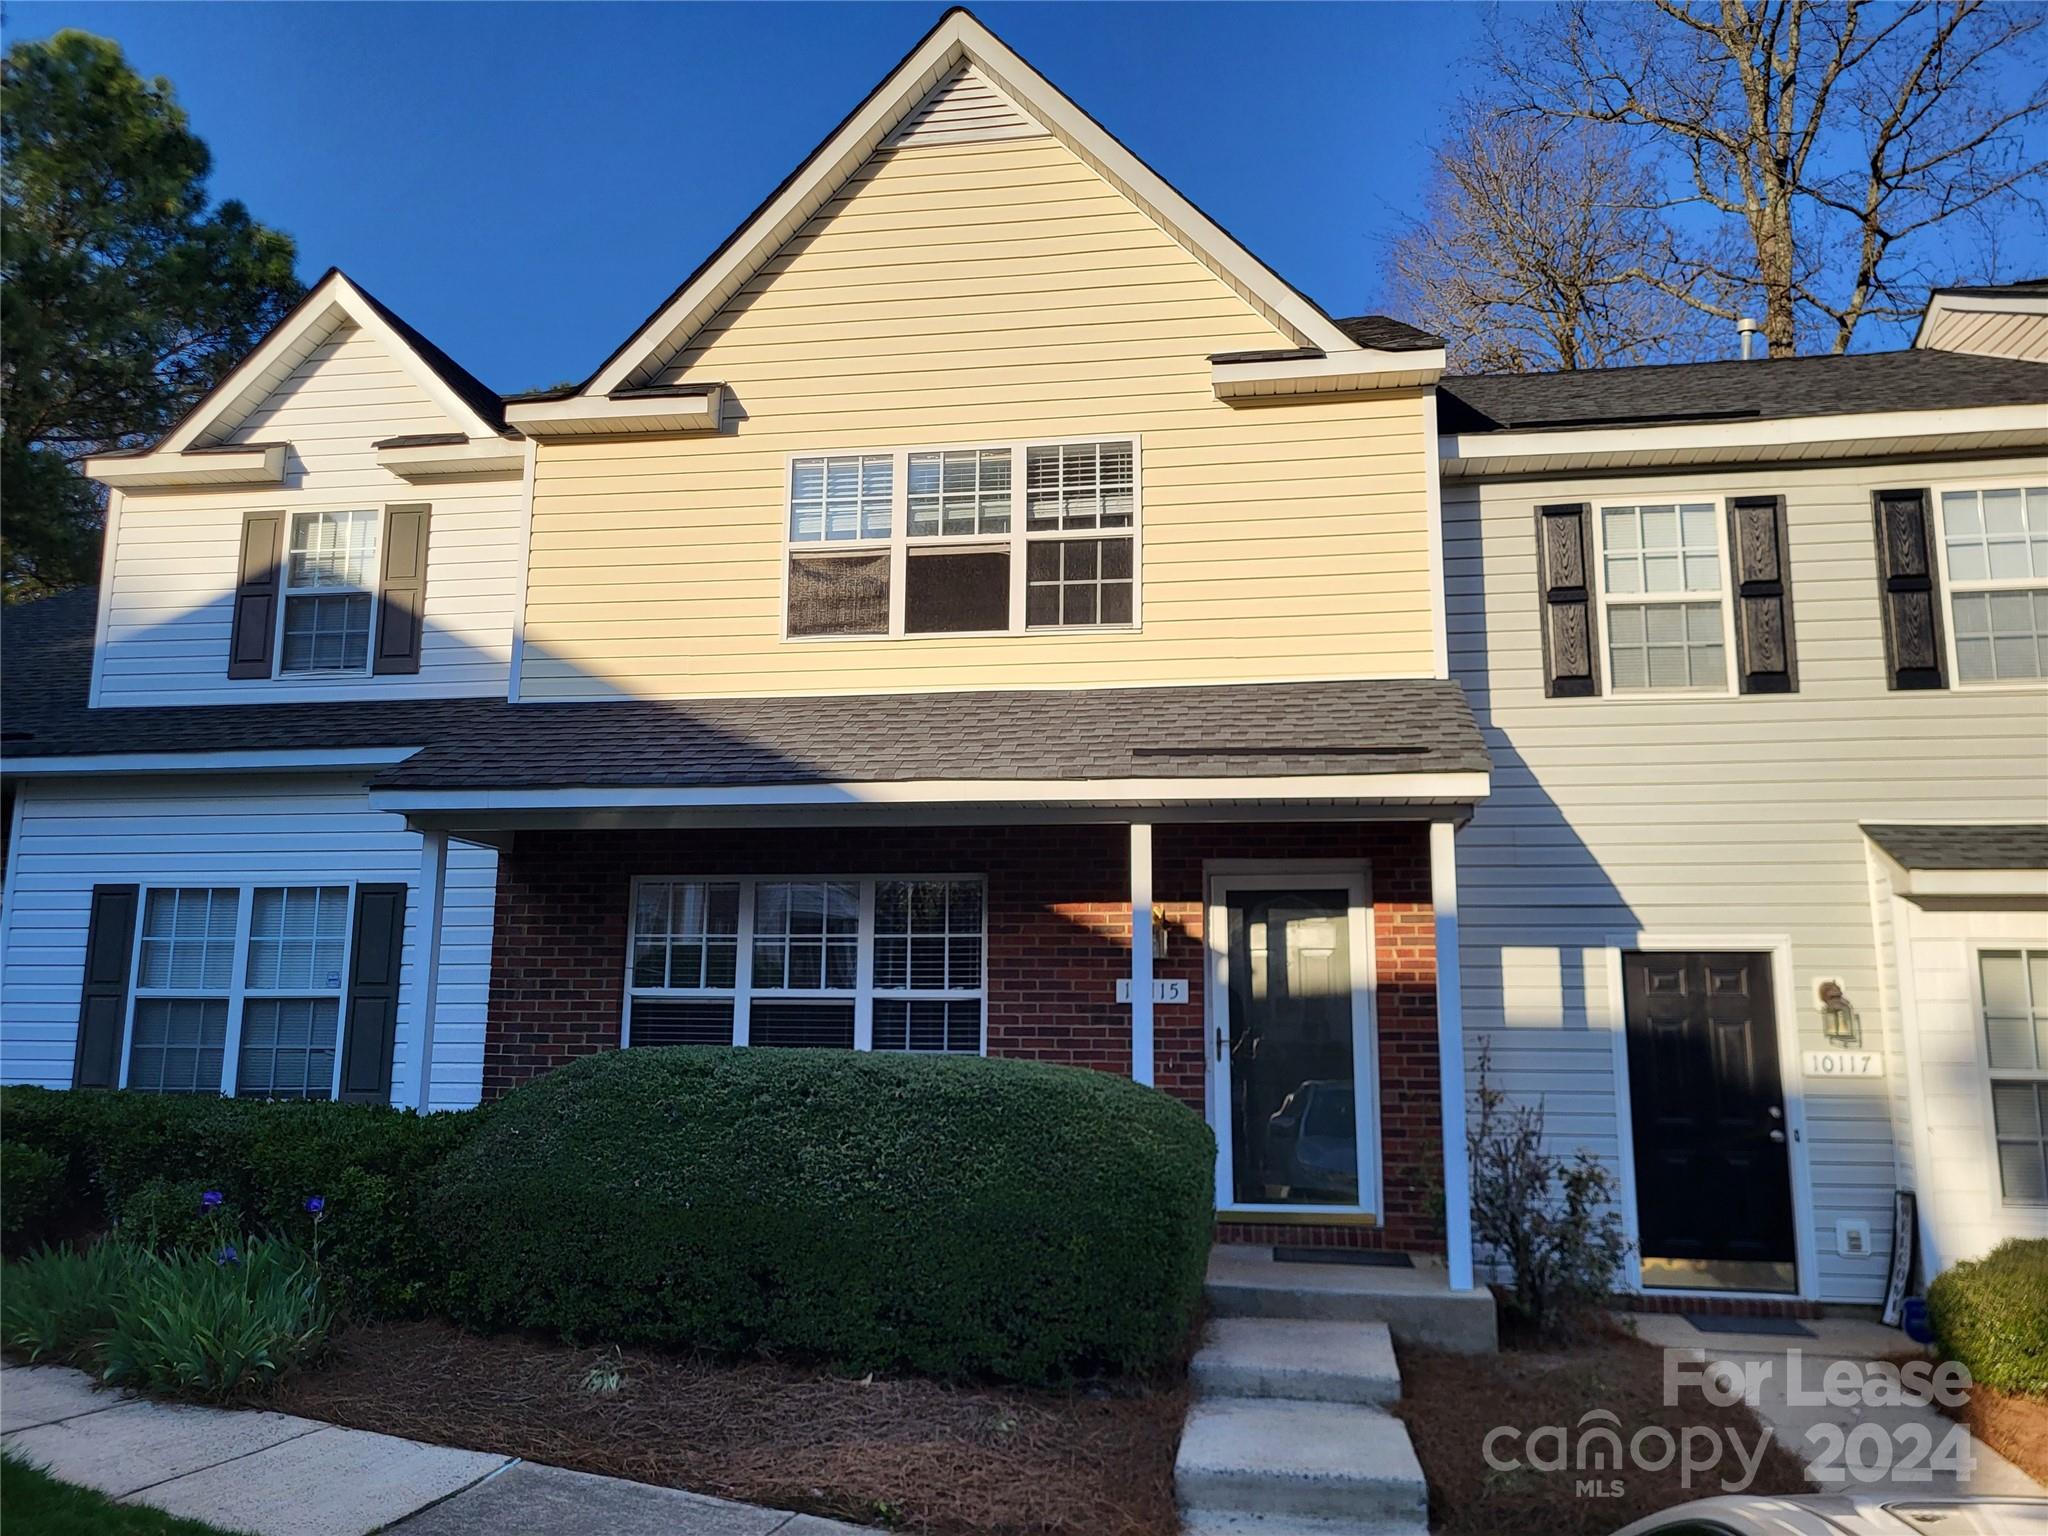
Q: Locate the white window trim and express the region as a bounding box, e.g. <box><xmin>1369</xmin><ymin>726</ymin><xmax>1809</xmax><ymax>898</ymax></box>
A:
<box><xmin>780</xmin><ymin>433</ymin><xmax>1144</xmax><ymax>643</ymax></box>
<box><xmin>1927</xmin><ymin>476</ymin><xmax>2048</xmax><ymax>692</ymax></box>
<box><xmin>1588</xmin><ymin>494</ymin><xmax>1740</xmax><ymax>699</ymax></box>
<box><xmin>621</xmin><ymin>873</ymin><xmax>988</xmax><ymax>1055</ymax></box>
<box><xmin>1969</xmin><ymin>939</ymin><xmax>2048</xmax><ymax>1208</ymax></box>
<box><xmin>273</xmin><ymin>504</ymin><xmax>388</xmax><ymax>680</ymax></box>
<box><xmin>119</xmin><ymin>882</ymin><xmax>359</xmax><ymax>1101</ymax></box>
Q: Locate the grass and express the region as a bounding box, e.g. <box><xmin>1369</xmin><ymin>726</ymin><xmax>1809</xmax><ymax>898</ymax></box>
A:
<box><xmin>0</xmin><ymin>1453</ymin><xmax>255</xmax><ymax>1536</ymax></box>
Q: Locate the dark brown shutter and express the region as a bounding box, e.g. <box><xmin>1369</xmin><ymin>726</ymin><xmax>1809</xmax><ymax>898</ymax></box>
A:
<box><xmin>1873</xmin><ymin>489</ymin><xmax>1947</xmax><ymax>690</ymax></box>
<box><xmin>73</xmin><ymin>885</ymin><xmax>138</xmax><ymax>1089</ymax></box>
<box><xmin>227</xmin><ymin>510</ymin><xmax>285</xmax><ymax>678</ymax></box>
<box><xmin>372</xmin><ymin>504</ymin><xmax>430</xmax><ymax>675</ymax></box>
<box><xmin>339</xmin><ymin>883</ymin><xmax>406</xmax><ymax>1103</ymax></box>
<box><xmin>1536</xmin><ymin>502</ymin><xmax>1600</xmax><ymax>697</ymax></box>
<box><xmin>1726</xmin><ymin>495</ymin><xmax>1799</xmax><ymax>694</ymax></box>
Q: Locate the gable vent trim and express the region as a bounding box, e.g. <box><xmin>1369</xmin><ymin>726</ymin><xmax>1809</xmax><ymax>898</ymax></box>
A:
<box><xmin>882</xmin><ymin>61</ymin><xmax>1046</xmax><ymax>149</ymax></box>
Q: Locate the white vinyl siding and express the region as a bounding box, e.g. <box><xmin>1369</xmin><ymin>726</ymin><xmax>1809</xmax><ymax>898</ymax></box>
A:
<box><xmin>1446</xmin><ymin>452</ymin><xmax>2048</xmax><ymax>1303</ymax></box>
<box><xmin>625</xmin><ymin>875</ymin><xmax>985</xmax><ymax>1054</ymax></box>
<box><xmin>93</xmin><ymin>320</ymin><xmax>522</xmax><ymax>707</ymax></box>
<box><xmin>0</xmin><ymin>774</ymin><xmax>496</xmax><ymax>1111</ymax></box>
<box><xmin>1936</xmin><ymin>484</ymin><xmax>2048</xmax><ymax>683</ymax></box>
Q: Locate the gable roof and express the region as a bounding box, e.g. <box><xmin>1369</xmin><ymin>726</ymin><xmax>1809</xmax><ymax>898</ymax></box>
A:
<box><xmin>90</xmin><ymin>269</ymin><xmax>508</xmax><ymax>475</ymax></box>
<box><xmin>1439</xmin><ymin>349</ymin><xmax>2048</xmax><ymax>435</ymax></box>
<box><xmin>562</xmin><ymin>8</ymin><xmax>1423</xmax><ymax>401</ymax></box>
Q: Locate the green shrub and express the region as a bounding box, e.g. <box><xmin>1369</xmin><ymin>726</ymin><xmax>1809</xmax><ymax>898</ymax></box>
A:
<box><xmin>0</xmin><ymin>1140</ymin><xmax>67</xmax><ymax>1253</ymax></box>
<box><xmin>0</xmin><ymin>1087</ymin><xmax>473</xmax><ymax>1317</ymax></box>
<box><xmin>1928</xmin><ymin>1238</ymin><xmax>2048</xmax><ymax>1396</ymax></box>
<box><xmin>430</xmin><ymin>1047</ymin><xmax>1214</xmax><ymax>1384</ymax></box>
<box><xmin>1</xmin><ymin>1241</ymin><xmax>147</xmax><ymax>1364</ymax></box>
<box><xmin>117</xmin><ymin>1179</ymin><xmax>243</xmax><ymax>1253</ymax></box>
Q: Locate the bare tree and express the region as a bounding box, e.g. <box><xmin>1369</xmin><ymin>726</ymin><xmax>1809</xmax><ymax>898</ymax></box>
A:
<box><xmin>1491</xmin><ymin>0</ymin><xmax>2048</xmax><ymax>355</ymax></box>
<box><xmin>1384</xmin><ymin>107</ymin><xmax>1705</xmax><ymax>372</ymax></box>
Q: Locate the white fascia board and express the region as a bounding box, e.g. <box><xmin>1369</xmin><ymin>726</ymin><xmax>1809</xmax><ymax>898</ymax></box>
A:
<box><xmin>369</xmin><ymin>771</ymin><xmax>1492</xmax><ymax>816</ymax></box>
<box><xmin>375</xmin><ymin>439</ymin><xmax>526</xmax><ymax>479</ymax></box>
<box><xmin>85</xmin><ymin>443</ymin><xmax>287</xmax><ymax>490</ymax></box>
<box><xmin>2</xmin><ymin>746</ymin><xmax>421</xmax><ymax>777</ymax></box>
<box><xmin>1441</xmin><ymin>402</ymin><xmax>2048</xmax><ymax>480</ymax></box>
<box><xmin>1212</xmin><ymin>349</ymin><xmax>1445</xmax><ymax>400</ymax></box>
<box><xmin>1914</xmin><ymin>291</ymin><xmax>2048</xmax><ymax>348</ymax></box>
<box><xmin>504</xmin><ymin>388</ymin><xmax>724</xmax><ymax>438</ymax></box>
<box><xmin>583</xmin><ymin>12</ymin><xmax>1368</xmax><ymax>398</ymax></box>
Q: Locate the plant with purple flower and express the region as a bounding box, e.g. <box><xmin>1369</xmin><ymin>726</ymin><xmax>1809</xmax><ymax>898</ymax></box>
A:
<box><xmin>200</xmin><ymin>1190</ymin><xmax>223</xmax><ymax>1209</ymax></box>
<box><xmin>214</xmin><ymin>1244</ymin><xmax>239</xmax><ymax>1266</ymax></box>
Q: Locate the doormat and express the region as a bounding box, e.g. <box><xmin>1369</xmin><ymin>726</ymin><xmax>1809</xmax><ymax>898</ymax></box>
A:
<box><xmin>1272</xmin><ymin>1246</ymin><xmax>1413</xmax><ymax>1268</ymax></box>
<box><xmin>1684</xmin><ymin>1313</ymin><xmax>1814</xmax><ymax>1338</ymax></box>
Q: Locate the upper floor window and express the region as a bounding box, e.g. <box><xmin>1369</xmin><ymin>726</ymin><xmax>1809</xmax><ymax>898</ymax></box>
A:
<box><xmin>1982</xmin><ymin>948</ymin><xmax>2048</xmax><ymax>1204</ymax></box>
<box><xmin>1595</xmin><ymin>501</ymin><xmax>1729</xmax><ymax>692</ymax></box>
<box><xmin>785</xmin><ymin>438</ymin><xmax>1139</xmax><ymax>640</ymax></box>
<box><xmin>281</xmin><ymin>509</ymin><xmax>379</xmax><ymax>674</ymax></box>
<box><xmin>1938</xmin><ymin>486</ymin><xmax>2048</xmax><ymax>684</ymax></box>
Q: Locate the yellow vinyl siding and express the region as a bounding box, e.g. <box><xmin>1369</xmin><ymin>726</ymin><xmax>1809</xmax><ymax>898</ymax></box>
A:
<box><xmin>522</xmin><ymin>135</ymin><xmax>1434</xmax><ymax>699</ymax></box>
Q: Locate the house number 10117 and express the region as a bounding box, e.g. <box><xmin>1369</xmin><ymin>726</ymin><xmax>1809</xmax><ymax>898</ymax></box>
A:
<box><xmin>1803</xmin><ymin>1050</ymin><xmax>1884</xmax><ymax>1079</ymax></box>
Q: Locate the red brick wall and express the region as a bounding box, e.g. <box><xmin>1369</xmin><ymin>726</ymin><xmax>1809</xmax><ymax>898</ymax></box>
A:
<box><xmin>485</xmin><ymin>820</ymin><xmax>1445</xmax><ymax>1251</ymax></box>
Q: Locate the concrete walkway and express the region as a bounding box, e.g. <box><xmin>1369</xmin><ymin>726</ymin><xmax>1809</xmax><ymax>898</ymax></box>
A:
<box><xmin>1628</xmin><ymin>1313</ymin><xmax>2042</xmax><ymax>1498</ymax></box>
<box><xmin>0</xmin><ymin>1363</ymin><xmax>869</xmax><ymax>1536</ymax></box>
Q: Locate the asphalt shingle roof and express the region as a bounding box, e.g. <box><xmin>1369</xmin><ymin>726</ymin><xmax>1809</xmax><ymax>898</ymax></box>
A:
<box><xmin>1864</xmin><ymin>823</ymin><xmax>2048</xmax><ymax>871</ymax></box>
<box><xmin>2</xmin><ymin>592</ymin><xmax>1488</xmax><ymax>790</ymax></box>
<box><xmin>1439</xmin><ymin>348</ymin><xmax>2048</xmax><ymax>434</ymax></box>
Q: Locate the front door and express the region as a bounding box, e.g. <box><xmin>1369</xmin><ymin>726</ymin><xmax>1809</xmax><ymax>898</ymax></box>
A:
<box><xmin>1623</xmin><ymin>950</ymin><xmax>1797</xmax><ymax>1293</ymax></box>
<box><xmin>1209</xmin><ymin>872</ymin><xmax>1378</xmax><ymax>1215</ymax></box>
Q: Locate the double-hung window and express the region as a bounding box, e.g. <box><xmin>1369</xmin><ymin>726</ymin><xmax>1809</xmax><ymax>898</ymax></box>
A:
<box><xmin>123</xmin><ymin>884</ymin><xmax>354</xmax><ymax>1099</ymax></box>
<box><xmin>280</xmin><ymin>509</ymin><xmax>380</xmax><ymax>674</ymax></box>
<box><xmin>626</xmin><ymin>875</ymin><xmax>985</xmax><ymax>1054</ymax></box>
<box><xmin>1596</xmin><ymin>501</ymin><xmax>1730</xmax><ymax>692</ymax></box>
<box><xmin>784</xmin><ymin>438</ymin><xmax>1138</xmax><ymax>638</ymax></box>
<box><xmin>1938</xmin><ymin>485</ymin><xmax>2048</xmax><ymax>683</ymax></box>
<box><xmin>1981</xmin><ymin>948</ymin><xmax>2048</xmax><ymax>1205</ymax></box>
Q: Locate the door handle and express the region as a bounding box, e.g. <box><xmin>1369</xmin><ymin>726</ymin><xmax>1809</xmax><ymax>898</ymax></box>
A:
<box><xmin>1215</xmin><ymin>1028</ymin><xmax>1226</xmax><ymax>1062</ymax></box>
<box><xmin>1768</xmin><ymin>1129</ymin><xmax>1786</xmax><ymax>1144</ymax></box>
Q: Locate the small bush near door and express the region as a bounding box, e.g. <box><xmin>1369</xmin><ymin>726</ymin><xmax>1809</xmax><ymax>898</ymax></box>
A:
<box><xmin>428</xmin><ymin>1047</ymin><xmax>1216</xmax><ymax>1385</ymax></box>
<box><xmin>1927</xmin><ymin>1238</ymin><xmax>2048</xmax><ymax>1396</ymax></box>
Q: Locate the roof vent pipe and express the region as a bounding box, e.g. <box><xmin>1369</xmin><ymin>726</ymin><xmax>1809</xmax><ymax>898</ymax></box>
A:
<box><xmin>1737</xmin><ymin>317</ymin><xmax>1760</xmax><ymax>360</ymax></box>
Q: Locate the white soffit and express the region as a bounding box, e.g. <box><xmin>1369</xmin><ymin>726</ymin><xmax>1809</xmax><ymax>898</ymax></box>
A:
<box><xmin>84</xmin><ymin>442</ymin><xmax>287</xmax><ymax>490</ymax></box>
<box><xmin>583</xmin><ymin>10</ymin><xmax>1382</xmax><ymax>399</ymax></box>
<box><xmin>503</xmin><ymin>386</ymin><xmax>725</xmax><ymax>439</ymax></box>
<box><xmin>374</xmin><ymin>438</ymin><xmax>526</xmax><ymax>480</ymax></box>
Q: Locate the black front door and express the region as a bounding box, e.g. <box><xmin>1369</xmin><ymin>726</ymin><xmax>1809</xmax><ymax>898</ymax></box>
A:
<box><xmin>1622</xmin><ymin>951</ymin><xmax>1797</xmax><ymax>1292</ymax></box>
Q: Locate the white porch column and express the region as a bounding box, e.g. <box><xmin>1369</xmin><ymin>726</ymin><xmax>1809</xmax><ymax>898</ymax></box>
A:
<box><xmin>405</xmin><ymin>829</ymin><xmax>449</xmax><ymax>1113</ymax></box>
<box><xmin>1431</xmin><ymin>818</ymin><xmax>1475</xmax><ymax>1291</ymax></box>
<box><xmin>1130</xmin><ymin>820</ymin><xmax>1154</xmax><ymax>1087</ymax></box>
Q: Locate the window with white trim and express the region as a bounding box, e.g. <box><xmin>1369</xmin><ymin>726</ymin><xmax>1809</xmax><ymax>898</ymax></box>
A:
<box><xmin>1982</xmin><ymin>948</ymin><xmax>2048</xmax><ymax>1204</ymax></box>
<box><xmin>1939</xmin><ymin>486</ymin><xmax>2048</xmax><ymax>683</ymax></box>
<box><xmin>1596</xmin><ymin>501</ymin><xmax>1728</xmax><ymax>691</ymax></box>
<box><xmin>124</xmin><ymin>883</ymin><xmax>354</xmax><ymax>1099</ymax></box>
<box><xmin>784</xmin><ymin>439</ymin><xmax>1138</xmax><ymax>639</ymax></box>
<box><xmin>280</xmin><ymin>509</ymin><xmax>379</xmax><ymax>674</ymax></box>
<box><xmin>625</xmin><ymin>876</ymin><xmax>985</xmax><ymax>1054</ymax></box>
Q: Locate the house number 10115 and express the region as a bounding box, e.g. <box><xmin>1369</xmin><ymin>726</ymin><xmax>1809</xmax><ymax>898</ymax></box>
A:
<box><xmin>1803</xmin><ymin>1050</ymin><xmax>1884</xmax><ymax>1079</ymax></box>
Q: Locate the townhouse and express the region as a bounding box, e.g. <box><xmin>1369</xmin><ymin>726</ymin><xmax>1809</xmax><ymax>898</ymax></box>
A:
<box><xmin>2</xmin><ymin>10</ymin><xmax>2042</xmax><ymax>1310</ymax></box>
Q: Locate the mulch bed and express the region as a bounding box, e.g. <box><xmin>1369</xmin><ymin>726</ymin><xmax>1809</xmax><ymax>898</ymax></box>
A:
<box><xmin>269</xmin><ymin>1320</ymin><xmax>1186</xmax><ymax>1536</ymax></box>
<box><xmin>1392</xmin><ymin>1323</ymin><xmax>1812</xmax><ymax>1536</ymax></box>
<box><xmin>1951</xmin><ymin>1381</ymin><xmax>2048</xmax><ymax>1485</ymax></box>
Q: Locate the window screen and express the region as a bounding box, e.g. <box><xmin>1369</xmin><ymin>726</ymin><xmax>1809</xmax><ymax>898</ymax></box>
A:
<box><xmin>906</xmin><ymin>549</ymin><xmax>1009</xmax><ymax>633</ymax></box>
<box><xmin>788</xmin><ymin>553</ymin><xmax>889</xmax><ymax>636</ymax></box>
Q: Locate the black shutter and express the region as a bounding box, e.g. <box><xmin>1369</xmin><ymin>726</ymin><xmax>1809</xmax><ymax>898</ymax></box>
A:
<box><xmin>372</xmin><ymin>503</ymin><xmax>430</xmax><ymax>675</ymax></box>
<box><xmin>339</xmin><ymin>883</ymin><xmax>406</xmax><ymax>1103</ymax></box>
<box><xmin>73</xmin><ymin>885</ymin><xmax>138</xmax><ymax>1089</ymax></box>
<box><xmin>1726</xmin><ymin>495</ymin><xmax>1799</xmax><ymax>693</ymax></box>
<box><xmin>227</xmin><ymin>510</ymin><xmax>285</xmax><ymax>679</ymax></box>
<box><xmin>1873</xmin><ymin>489</ymin><xmax>1947</xmax><ymax>690</ymax></box>
<box><xmin>1536</xmin><ymin>502</ymin><xmax>1600</xmax><ymax>697</ymax></box>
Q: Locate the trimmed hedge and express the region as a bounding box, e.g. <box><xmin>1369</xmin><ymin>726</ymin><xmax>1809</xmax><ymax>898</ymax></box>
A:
<box><xmin>430</xmin><ymin>1047</ymin><xmax>1215</xmax><ymax>1384</ymax></box>
<box><xmin>0</xmin><ymin>1087</ymin><xmax>471</xmax><ymax>1316</ymax></box>
<box><xmin>1927</xmin><ymin>1238</ymin><xmax>2048</xmax><ymax>1396</ymax></box>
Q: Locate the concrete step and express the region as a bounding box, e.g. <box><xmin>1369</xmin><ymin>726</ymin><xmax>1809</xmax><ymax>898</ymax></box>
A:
<box><xmin>1181</xmin><ymin>1513</ymin><xmax>1429</xmax><ymax>1536</ymax></box>
<box><xmin>1175</xmin><ymin>1397</ymin><xmax>1428</xmax><ymax>1526</ymax></box>
<box><xmin>1205</xmin><ymin>1247</ymin><xmax>1498</xmax><ymax>1353</ymax></box>
<box><xmin>1191</xmin><ymin>1318</ymin><xmax>1400</xmax><ymax>1405</ymax></box>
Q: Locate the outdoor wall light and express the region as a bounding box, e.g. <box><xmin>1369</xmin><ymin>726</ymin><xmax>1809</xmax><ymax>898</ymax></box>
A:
<box><xmin>1153</xmin><ymin>911</ymin><xmax>1171</xmax><ymax>959</ymax></box>
<box><xmin>1817</xmin><ymin>980</ymin><xmax>1860</xmax><ymax>1046</ymax></box>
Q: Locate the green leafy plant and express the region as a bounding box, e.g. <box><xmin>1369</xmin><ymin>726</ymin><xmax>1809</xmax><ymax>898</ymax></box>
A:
<box><xmin>430</xmin><ymin>1047</ymin><xmax>1215</xmax><ymax>1384</ymax></box>
<box><xmin>99</xmin><ymin>1236</ymin><xmax>331</xmax><ymax>1400</ymax></box>
<box><xmin>1468</xmin><ymin>1043</ymin><xmax>1631</xmax><ymax>1340</ymax></box>
<box><xmin>1927</xmin><ymin>1238</ymin><xmax>2048</xmax><ymax>1396</ymax></box>
<box><xmin>1</xmin><ymin>1239</ymin><xmax>147</xmax><ymax>1364</ymax></box>
<box><xmin>0</xmin><ymin>1139</ymin><xmax>66</xmax><ymax>1254</ymax></box>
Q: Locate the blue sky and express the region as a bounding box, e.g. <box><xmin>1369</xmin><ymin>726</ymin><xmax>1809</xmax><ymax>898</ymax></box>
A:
<box><xmin>8</xmin><ymin>3</ymin><xmax>2043</xmax><ymax>389</ymax></box>
<box><xmin>5</xmin><ymin>2</ymin><xmax>1484</xmax><ymax>392</ymax></box>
